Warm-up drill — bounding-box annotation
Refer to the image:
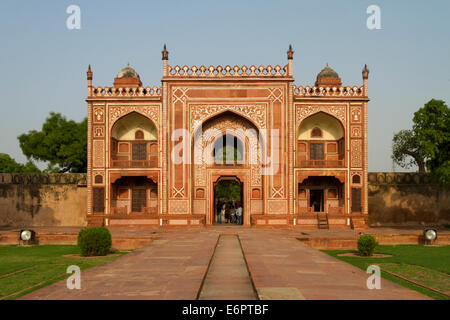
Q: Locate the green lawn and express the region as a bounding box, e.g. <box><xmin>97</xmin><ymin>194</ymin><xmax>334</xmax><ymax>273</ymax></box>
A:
<box><xmin>323</xmin><ymin>245</ymin><xmax>450</xmax><ymax>300</ymax></box>
<box><xmin>0</xmin><ymin>245</ymin><xmax>127</xmax><ymax>300</ymax></box>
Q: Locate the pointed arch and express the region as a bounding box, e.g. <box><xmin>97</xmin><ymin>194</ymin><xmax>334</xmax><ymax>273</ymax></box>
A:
<box><xmin>298</xmin><ymin>111</ymin><xmax>344</xmax><ymax>140</ymax></box>
<box><xmin>111</xmin><ymin>111</ymin><xmax>157</xmax><ymax>140</ymax></box>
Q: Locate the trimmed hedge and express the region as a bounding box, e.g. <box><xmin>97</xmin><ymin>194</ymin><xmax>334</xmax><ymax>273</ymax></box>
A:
<box><xmin>77</xmin><ymin>227</ymin><xmax>112</xmax><ymax>256</ymax></box>
<box><xmin>357</xmin><ymin>235</ymin><xmax>378</xmax><ymax>256</ymax></box>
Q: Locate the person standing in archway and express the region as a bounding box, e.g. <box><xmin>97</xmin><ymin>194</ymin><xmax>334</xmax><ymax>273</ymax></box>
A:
<box><xmin>220</xmin><ymin>204</ymin><xmax>226</xmax><ymax>224</ymax></box>
<box><xmin>235</xmin><ymin>202</ymin><xmax>243</xmax><ymax>225</ymax></box>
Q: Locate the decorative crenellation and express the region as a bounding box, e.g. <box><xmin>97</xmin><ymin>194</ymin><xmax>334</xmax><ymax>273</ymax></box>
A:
<box><xmin>368</xmin><ymin>172</ymin><xmax>434</xmax><ymax>185</ymax></box>
<box><xmin>166</xmin><ymin>65</ymin><xmax>289</xmax><ymax>78</ymax></box>
<box><xmin>293</xmin><ymin>85</ymin><xmax>365</xmax><ymax>97</ymax></box>
<box><xmin>89</xmin><ymin>86</ymin><xmax>161</xmax><ymax>98</ymax></box>
<box><xmin>0</xmin><ymin>173</ymin><xmax>87</xmax><ymax>185</ymax></box>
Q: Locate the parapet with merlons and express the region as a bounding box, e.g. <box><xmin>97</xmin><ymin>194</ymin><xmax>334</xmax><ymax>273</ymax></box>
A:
<box><xmin>165</xmin><ymin>64</ymin><xmax>290</xmax><ymax>78</ymax></box>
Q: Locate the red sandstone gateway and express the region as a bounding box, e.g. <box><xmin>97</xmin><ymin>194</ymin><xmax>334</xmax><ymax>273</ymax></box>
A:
<box><xmin>86</xmin><ymin>45</ymin><xmax>369</xmax><ymax>229</ymax></box>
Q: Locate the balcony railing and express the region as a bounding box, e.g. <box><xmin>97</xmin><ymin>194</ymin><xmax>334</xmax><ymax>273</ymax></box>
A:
<box><xmin>110</xmin><ymin>206</ymin><xmax>158</xmax><ymax>215</ymax></box>
<box><xmin>299</xmin><ymin>160</ymin><xmax>344</xmax><ymax>168</ymax></box>
<box><xmin>298</xmin><ymin>206</ymin><xmax>344</xmax><ymax>214</ymax></box>
<box><xmin>111</xmin><ymin>159</ymin><xmax>158</xmax><ymax>168</ymax></box>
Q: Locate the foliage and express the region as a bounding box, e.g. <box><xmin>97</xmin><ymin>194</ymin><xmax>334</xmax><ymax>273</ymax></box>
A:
<box><xmin>0</xmin><ymin>153</ymin><xmax>40</xmax><ymax>173</ymax></box>
<box><xmin>392</xmin><ymin>130</ymin><xmax>425</xmax><ymax>172</ymax></box>
<box><xmin>392</xmin><ymin>99</ymin><xmax>449</xmax><ymax>186</ymax></box>
<box><xmin>357</xmin><ymin>235</ymin><xmax>378</xmax><ymax>256</ymax></box>
<box><xmin>412</xmin><ymin>99</ymin><xmax>450</xmax><ymax>186</ymax></box>
<box><xmin>18</xmin><ymin>112</ymin><xmax>87</xmax><ymax>173</ymax></box>
<box><xmin>77</xmin><ymin>227</ymin><xmax>112</xmax><ymax>257</ymax></box>
<box><xmin>215</xmin><ymin>180</ymin><xmax>242</xmax><ymax>201</ymax></box>
<box><xmin>214</xmin><ymin>146</ymin><xmax>242</xmax><ymax>163</ymax></box>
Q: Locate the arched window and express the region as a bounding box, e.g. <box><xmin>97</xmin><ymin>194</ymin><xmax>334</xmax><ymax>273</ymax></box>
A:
<box><xmin>135</xmin><ymin>130</ymin><xmax>144</xmax><ymax>140</ymax></box>
<box><xmin>213</xmin><ymin>134</ymin><xmax>243</xmax><ymax>164</ymax></box>
<box><xmin>311</xmin><ymin>127</ymin><xmax>322</xmax><ymax>138</ymax></box>
<box><xmin>352</xmin><ymin>174</ymin><xmax>361</xmax><ymax>184</ymax></box>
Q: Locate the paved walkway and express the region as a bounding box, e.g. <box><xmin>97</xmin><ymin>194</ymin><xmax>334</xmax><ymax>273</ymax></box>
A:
<box><xmin>22</xmin><ymin>230</ymin><xmax>217</xmax><ymax>299</ymax></box>
<box><xmin>239</xmin><ymin>229</ymin><xmax>428</xmax><ymax>300</ymax></box>
<box><xmin>21</xmin><ymin>228</ymin><xmax>429</xmax><ymax>300</ymax></box>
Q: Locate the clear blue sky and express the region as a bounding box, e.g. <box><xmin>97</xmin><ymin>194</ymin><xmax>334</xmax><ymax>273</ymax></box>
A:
<box><xmin>1</xmin><ymin>0</ymin><xmax>449</xmax><ymax>171</ymax></box>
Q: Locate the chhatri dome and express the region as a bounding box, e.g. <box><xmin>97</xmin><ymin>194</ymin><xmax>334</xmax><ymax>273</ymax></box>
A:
<box><xmin>117</xmin><ymin>63</ymin><xmax>140</xmax><ymax>79</ymax></box>
<box><xmin>315</xmin><ymin>64</ymin><xmax>342</xmax><ymax>86</ymax></box>
<box><xmin>317</xmin><ymin>64</ymin><xmax>340</xmax><ymax>79</ymax></box>
<box><xmin>114</xmin><ymin>63</ymin><xmax>142</xmax><ymax>87</ymax></box>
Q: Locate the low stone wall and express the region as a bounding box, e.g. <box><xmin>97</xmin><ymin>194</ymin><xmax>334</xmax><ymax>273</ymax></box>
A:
<box><xmin>0</xmin><ymin>173</ymin><xmax>87</xmax><ymax>227</ymax></box>
<box><xmin>368</xmin><ymin>172</ymin><xmax>450</xmax><ymax>226</ymax></box>
<box><xmin>0</xmin><ymin>172</ymin><xmax>449</xmax><ymax>228</ymax></box>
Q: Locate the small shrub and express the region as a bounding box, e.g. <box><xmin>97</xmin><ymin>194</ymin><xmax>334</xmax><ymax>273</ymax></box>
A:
<box><xmin>357</xmin><ymin>235</ymin><xmax>378</xmax><ymax>256</ymax></box>
<box><xmin>77</xmin><ymin>227</ymin><xmax>112</xmax><ymax>256</ymax></box>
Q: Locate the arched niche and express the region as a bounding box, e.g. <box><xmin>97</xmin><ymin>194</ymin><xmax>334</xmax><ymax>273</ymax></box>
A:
<box><xmin>111</xmin><ymin>112</ymin><xmax>157</xmax><ymax>141</ymax></box>
<box><xmin>298</xmin><ymin>112</ymin><xmax>343</xmax><ymax>140</ymax></box>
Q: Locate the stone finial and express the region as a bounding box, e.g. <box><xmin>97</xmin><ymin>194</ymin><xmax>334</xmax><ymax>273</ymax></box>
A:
<box><xmin>86</xmin><ymin>64</ymin><xmax>93</xmax><ymax>80</ymax></box>
<box><xmin>162</xmin><ymin>44</ymin><xmax>169</xmax><ymax>61</ymax></box>
<box><xmin>287</xmin><ymin>44</ymin><xmax>294</xmax><ymax>60</ymax></box>
<box><xmin>362</xmin><ymin>64</ymin><xmax>369</xmax><ymax>80</ymax></box>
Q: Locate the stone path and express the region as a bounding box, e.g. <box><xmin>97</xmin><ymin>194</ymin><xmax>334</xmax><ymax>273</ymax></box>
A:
<box><xmin>198</xmin><ymin>235</ymin><xmax>257</xmax><ymax>300</ymax></box>
<box><xmin>21</xmin><ymin>228</ymin><xmax>429</xmax><ymax>300</ymax></box>
<box><xmin>239</xmin><ymin>229</ymin><xmax>429</xmax><ymax>300</ymax></box>
<box><xmin>21</xmin><ymin>230</ymin><xmax>217</xmax><ymax>300</ymax></box>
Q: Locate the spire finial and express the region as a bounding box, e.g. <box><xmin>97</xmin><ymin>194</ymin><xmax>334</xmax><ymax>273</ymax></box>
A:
<box><xmin>362</xmin><ymin>64</ymin><xmax>369</xmax><ymax>80</ymax></box>
<box><xmin>287</xmin><ymin>44</ymin><xmax>294</xmax><ymax>60</ymax></box>
<box><xmin>87</xmin><ymin>64</ymin><xmax>93</xmax><ymax>80</ymax></box>
<box><xmin>162</xmin><ymin>44</ymin><xmax>169</xmax><ymax>61</ymax></box>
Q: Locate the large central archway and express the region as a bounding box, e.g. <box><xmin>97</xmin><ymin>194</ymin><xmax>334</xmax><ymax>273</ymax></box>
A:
<box><xmin>191</xmin><ymin>111</ymin><xmax>263</xmax><ymax>226</ymax></box>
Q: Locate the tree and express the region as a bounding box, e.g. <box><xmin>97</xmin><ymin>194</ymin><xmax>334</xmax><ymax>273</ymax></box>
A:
<box><xmin>392</xmin><ymin>129</ymin><xmax>426</xmax><ymax>172</ymax></box>
<box><xmin>215</xmin><ymin>180</ymin><xmax>242</xmax><ymax>202</ymax></box>
<box><xmin>18</xmin><ymin>112</ymin><xmax>87</xmax><ymax>173</ymax></box>
<box><xmin>413</xmin><ymin>99</ymin><xmax>450</xmax><ymax>186</ymax></box>
<box><xmin>0</xmin><ymin>153</ymin><xmax>40</xmax><ymax>173</ymax></box>
<box><xmin>392</xmin><ymin>99</ymin><xmax>450</xmax><ymax>186</ymax></box>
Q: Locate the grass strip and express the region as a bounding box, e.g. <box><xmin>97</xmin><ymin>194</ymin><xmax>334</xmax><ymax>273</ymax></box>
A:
<box><xmin>379</xmin><ymin>267</ymin><xmax>449</xmax><ymax>298</ymax></box>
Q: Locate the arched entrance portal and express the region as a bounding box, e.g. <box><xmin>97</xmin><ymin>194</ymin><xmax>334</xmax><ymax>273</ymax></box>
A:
<box><xmin>192</xmin><ymin>111</ymin><xmax>263</xmax><ymax>226</ymax></box>
<box><xmin>213</xmin><ymin>176</ymin><xmax>243</xmax><ymax>225</ymax></box>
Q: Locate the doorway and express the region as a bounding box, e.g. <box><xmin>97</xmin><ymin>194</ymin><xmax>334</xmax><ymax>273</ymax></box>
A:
<box><xmin>310</xmin><ymin>189</ymin><xmax>324</xmax><ymax>212</ymax></box>
<box><xmin>213</xmin><ymin>176</ymin><xmax>243</xmax><ymax>225</ymax></box>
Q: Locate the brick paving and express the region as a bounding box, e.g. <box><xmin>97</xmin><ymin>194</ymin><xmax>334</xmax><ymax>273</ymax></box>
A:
<box><xmin>20</xmin><ymin>227</ymin><xmax>430</xmax><ymax>300</ymax></box>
